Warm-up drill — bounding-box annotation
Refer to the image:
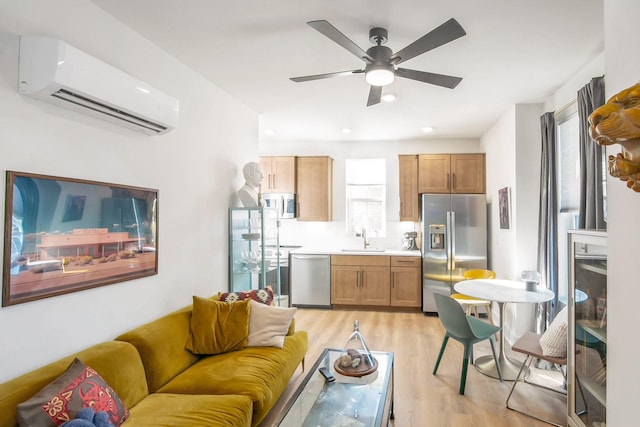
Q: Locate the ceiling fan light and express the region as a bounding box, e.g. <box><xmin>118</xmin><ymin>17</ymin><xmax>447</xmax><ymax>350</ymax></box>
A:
<box><xmin>366</xmin><ymin>68</ymin><xmax>395</xmax><ymax>86</ymax></box>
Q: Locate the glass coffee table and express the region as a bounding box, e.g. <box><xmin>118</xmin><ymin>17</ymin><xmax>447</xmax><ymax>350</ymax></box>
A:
<box><xmin>275</xmin><ymin>348</ymin><xmax>394</xmax><ymax>427</ymax></box>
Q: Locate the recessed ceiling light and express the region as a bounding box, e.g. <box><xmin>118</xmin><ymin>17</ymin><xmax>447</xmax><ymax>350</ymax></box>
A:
<box><xmin>264</xmin><ymin>129</ymin><xmax>275</xmax><ymax>135</ymax></box>
<box><xmin>341</xmin><ymin>128</ymin><xmax>352</xmax><ymax>134</ymax></box>
<box><xmin>421</xmin><ymin>126</ymin><xmax>434</xmax><ymax>133</ymax></box>
<box><xmin>382</xmin><ymin>93</ymin><xmax>396</xmax><ymax>102</ymax></box>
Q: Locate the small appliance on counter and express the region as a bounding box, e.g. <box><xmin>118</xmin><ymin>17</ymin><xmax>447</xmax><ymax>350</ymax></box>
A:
<box><xmin>401</xmin><ymin>231</ymin><xmax>419</xmax><ymax>251</ymax></box>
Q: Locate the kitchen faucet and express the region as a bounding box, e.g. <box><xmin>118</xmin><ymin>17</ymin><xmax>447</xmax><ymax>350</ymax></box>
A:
<box><xmin>361</xmin><ymin>228</ymin><xmax>370</xmax><ymax>249</ymax></box>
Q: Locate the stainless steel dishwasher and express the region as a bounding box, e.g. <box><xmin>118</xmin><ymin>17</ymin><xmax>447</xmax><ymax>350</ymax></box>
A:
<box><xmin>290</xmin><ymin>253</ymin><xmax>331</xmax><ymax>308</ymax></box>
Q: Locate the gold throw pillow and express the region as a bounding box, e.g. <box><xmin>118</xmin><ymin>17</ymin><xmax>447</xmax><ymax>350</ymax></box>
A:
<box><xmin>186</xmin><ymin>296</ymin><xmax>250</xmax><ymax>355</ymax></box>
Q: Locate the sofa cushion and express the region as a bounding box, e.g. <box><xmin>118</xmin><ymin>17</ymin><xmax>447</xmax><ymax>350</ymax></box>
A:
<box><xmin>123</xmin><ymin>393</ymin><xmax>252</xmax><ymax>427</ymax></box>
<box><xmin>17</xmin><ymin>358</ymin><xmax>130</xmax><ymax>427</ymax></box>
<box><xmin>116</xmin><ymin>307</ymin><xmax>199</xmax><ymax>394</ymax></box>
<box><xmin>219</xmin><ymin>288</ymin><xmax>274</xmax><ymax>306</ymax></box>
<box><xmin>247</xmin><ymin>300</ymin><xmax>296</xmax><ymax>348</ymax></box>
<box><xmin>0</xmin><ymin>341</ymin><xmax>148</xmax><ymax>427</ymax></box>
<box><xmin>185</xmin><ymin>297</ymin><xmax>251</xmax><ymax>355</ymax></box>
<box><xmin>158</xmin><ymin>331</ymin><xmax>308</xmax><ymax>426</ymax></box>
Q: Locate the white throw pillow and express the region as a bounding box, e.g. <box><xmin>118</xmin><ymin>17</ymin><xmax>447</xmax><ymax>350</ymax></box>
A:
<box><xmin>539</xmin><ymin>306</ymin><xmax>568</xmax><ymax>357</ymax></box>
<box><xmin>247</xmin><ymin>299</ymin><xmax>297</xmax><ymax>348</ymax></box>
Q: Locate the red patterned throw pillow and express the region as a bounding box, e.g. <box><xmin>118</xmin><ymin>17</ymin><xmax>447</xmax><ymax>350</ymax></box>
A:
<box><xmin>17</xmin><ymin>358</ymin><xmax>129</xmax><ymax>426</ymax></box>
<box><xmin>220</xmin><ymin>287</ymin><xmax>274</xmax><ymax>306</ymax></box>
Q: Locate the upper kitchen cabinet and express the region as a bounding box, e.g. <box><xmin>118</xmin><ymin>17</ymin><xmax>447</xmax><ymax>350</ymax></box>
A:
<box><xmin>296</xmin><ymin>156</ymin><xmax>333</xmax><ymax>221</ymax></box>
<box><xmin>259</xmin><ymin>156</ymin><xmax>296</xmax><ymax>194</ymax></box>
<box><xmin>399</xmin><ymin>155</ymin><xmax>419</xmax><ymax>222</ymax></box>
<box><xmin>418</xmin><ymin>154</ymin><xmax>485</xmax><ymax>194</ymax></box>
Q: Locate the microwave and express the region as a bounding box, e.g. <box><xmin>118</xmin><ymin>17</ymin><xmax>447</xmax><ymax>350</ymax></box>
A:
<box><xmin>263</xmin><ymin>193</ymin><xmax>296</xmax><ymax>219</ymax></box>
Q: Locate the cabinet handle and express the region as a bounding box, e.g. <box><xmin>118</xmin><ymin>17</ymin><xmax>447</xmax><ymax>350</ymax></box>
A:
<box><xmin>273</xmin><ymin>173</ymin><xmax>277</xmax><ymax>189</ymax></box>
<box><xmin>361</xmin><ymin>269</ymin><xmax>365</xmax><ymax>288</ymax></box>
<box><xmin>452</xmin><ymin>173</ymin><xmax>456</xmax><ymax>189</ymax></box>
<box><xmin>447</xmin><ymin>173</ymin><xmax>450</xmax><ymax>190</ymax></box>
<box><xmin>396</xmin><ymin>260</ymin><xmax>414</xmax><ymax>263</ymax></box>
<box><xmin>356</xmin><ymin>270</ymin><xmax>361</xmax><ymax>287</ymax></box>
<box><xmin>392</xmin><ymin>272</ymin><xmax>395</xmax><ymax>288</ymax></box>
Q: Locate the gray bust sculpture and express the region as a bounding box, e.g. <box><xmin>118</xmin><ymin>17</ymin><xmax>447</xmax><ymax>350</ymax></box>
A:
<box><xmin>237</xmin><ymin>162</ymin><xmax>263</xmax><ymax>207</ymax></box>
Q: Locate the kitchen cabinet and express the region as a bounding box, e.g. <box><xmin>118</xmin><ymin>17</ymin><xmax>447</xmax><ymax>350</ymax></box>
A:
<box><xmin>418</xmin><ymin>154</ymin><xmax>485</xmax><ymax>194</ymax></box>
<box><xmin>296</xmin><ymin>156</ymin><xmax>333</xmax><ymax>221</ymax></box>
<box><xmin>399</xmin><ymin>155</ymin><xmax>419</xmax><ymax>221</ymax></box>
<box><xmin>228</xmin><ymin>207</ymin><xmax>282</xmax><ymax>303</ymax></box>
<box><xmin>331</xmin><ymin>255</ymin><xmax>390</xmax><ymax>306</ymax></box>
<box><xmin>568</xmin><ymin>230</ymin><xmax>607</xmax><ymax>427</ymax></box>
<box><xmin>259</xmin><ymin>156</ymin><xmax>296</xmax><ymax>194</ymax></box>
<box><xmin>390</xmin><ymin>256</ymin><xmax>422</xmax><ymax>308</ymax></box>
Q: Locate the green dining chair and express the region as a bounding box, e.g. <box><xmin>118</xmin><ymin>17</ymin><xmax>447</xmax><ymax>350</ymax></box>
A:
<box><xmin>432</xmin><ymin>292</ymin><xmax>503</xmax><ymax>395</ymax></box>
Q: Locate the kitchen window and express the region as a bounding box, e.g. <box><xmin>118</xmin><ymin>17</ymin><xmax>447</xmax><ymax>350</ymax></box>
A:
<box><xmin>345</xmin><ymin>159</ymin><xmax>386</xmax><ymax>237</ymax></box>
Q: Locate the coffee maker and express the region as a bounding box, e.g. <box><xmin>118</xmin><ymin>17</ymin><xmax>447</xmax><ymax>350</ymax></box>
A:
<box><xmin>401</xmin><ymin>231</ymin><xmax>419</xmax><ymax>251</ymax></box>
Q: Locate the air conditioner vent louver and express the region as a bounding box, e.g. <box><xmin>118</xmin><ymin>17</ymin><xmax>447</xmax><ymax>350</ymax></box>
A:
<box><xmin>19</xmin><ymin>36</ymin><xmax>179</xmax><ymax>135</ymax></box>
<box><xmin>52</xmin><ymin>89</ymin><xmax>168</xmax><ymax>133</ymax></box>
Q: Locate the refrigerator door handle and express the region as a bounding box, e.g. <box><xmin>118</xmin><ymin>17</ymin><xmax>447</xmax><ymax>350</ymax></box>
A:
<box><xmin>451</xmin><ymin>211</ymin><xmax>456</xmax><ymax>270</ymax></box>
<box><xmin>446</xmin><ymin>211</ymin><xmax>452</xmax><ymax>271</ymax></box>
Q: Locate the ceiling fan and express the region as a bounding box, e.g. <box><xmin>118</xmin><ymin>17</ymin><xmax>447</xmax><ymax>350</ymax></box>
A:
<box><xmin>290</xmin><ymin>18</ymin><xmax>466</xmax><ymax>106</ymax></box>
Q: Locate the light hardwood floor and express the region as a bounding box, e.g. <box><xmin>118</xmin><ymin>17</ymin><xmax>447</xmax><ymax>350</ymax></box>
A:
<box><xmin>276</xmin><ymin>308</ymin><xmax>567</xmax><ymax>427</ymax></box>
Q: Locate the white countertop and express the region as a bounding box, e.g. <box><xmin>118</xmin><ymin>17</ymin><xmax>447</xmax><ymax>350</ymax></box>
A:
<box><xmin>290</xmin><ymin>248</ymin><xmax>421</xmax><ymax>257</ymax></box>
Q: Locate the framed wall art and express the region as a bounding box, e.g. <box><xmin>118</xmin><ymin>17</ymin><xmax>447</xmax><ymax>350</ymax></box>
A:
<box><xmin>499</xmin><ymin>186</ymin><xmax>511</xmax><ymax>230</ymax></box>
<box><xmin>2</xmin><ymin>171</ymin><xmax>158</xmax><ymax>306</ymax></box>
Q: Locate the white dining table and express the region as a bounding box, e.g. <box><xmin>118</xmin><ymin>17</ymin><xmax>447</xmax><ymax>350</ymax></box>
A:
<box><xmin>453</xmin><ymin>278</ymin><xmax>555</xmax><ymax>380</ymax></box>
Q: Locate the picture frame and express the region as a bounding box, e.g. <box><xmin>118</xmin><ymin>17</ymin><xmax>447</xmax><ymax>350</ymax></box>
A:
<box><xmin>3</xmin><ymin>171</ymin><xmax>158</xmax><ymax>306</ymax></box>
<box><xmin>499</xmin><ymin>186</ymin><xmax>511</xmax><ymax>230</ymax></box>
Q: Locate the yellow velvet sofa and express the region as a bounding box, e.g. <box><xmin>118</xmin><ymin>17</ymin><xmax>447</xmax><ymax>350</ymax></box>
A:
<box><xmin>0</xmin><ymin>298</ymin><xmax>308</xmax><ymax>427</ymax></box>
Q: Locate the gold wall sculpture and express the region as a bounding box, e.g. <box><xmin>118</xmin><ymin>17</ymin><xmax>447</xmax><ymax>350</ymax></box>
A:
<box><xmin>589</xmin><ymin>82</ymin><xmax>640</xmax><ymax>192</ymax></box>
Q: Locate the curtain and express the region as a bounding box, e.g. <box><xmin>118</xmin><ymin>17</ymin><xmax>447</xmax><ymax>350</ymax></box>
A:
<box><xmin>578</xmin><ymin>76</ymin><xmax>606</xmax><ymax>230</ymax></box>
<box><xmin>536</xmin><ymin>112</ymin><xmax>558</xmax><ymax>332</ymax></box>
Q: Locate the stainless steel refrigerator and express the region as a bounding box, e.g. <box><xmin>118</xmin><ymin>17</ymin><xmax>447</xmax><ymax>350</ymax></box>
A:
<box><xmin>422</xmin><ymin>194</ymin><xmax>487</xmax><ymax>313</ymax></box>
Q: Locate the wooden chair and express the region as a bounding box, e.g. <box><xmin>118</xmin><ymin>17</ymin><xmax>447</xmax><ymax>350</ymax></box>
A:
<box><xmin>451</xmin><ymin>269</ymin><xmax>495</xmax><ymax>324</ymax></box>
<box><xmin>506</xmin><ymin>331</ymin><xmax>587</xmax><ymax>426</ymax></box>
<box><xmin>432</xmin><ymin>293</ymin><xmax>503</xmax><ymax>395</ymax></box>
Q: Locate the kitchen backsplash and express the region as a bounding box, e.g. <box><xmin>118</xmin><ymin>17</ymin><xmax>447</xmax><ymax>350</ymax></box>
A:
<box><xmin>278</xmin><ymin>219</ymin><xmax>421</xmax><ymax>252</ymax></box>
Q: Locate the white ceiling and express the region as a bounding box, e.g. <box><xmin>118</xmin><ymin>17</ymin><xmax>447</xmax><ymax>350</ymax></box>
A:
<box><xmin>91</xmin><ymin>0</ymin><xmax>603</xmax><ymax>142</ymax></box>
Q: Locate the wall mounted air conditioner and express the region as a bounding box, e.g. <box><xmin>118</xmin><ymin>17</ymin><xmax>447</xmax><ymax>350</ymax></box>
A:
<box><xmin>18</xmin><ymin>36</ymin><xmax>179</xmax><ymax>135</ymax></box>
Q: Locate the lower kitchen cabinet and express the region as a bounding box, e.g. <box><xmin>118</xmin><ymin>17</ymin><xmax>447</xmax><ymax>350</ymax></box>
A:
<box><xmin>331</xmin><ymin>260</ymin><xmax>390</xmax><ymax>306</ymax></box>
<box><xmin>390</xmin><ymin>256</ymin><xmax>422</xmax><ymax>308</ymax></box>
<box><xmin>331</xmin><ymin>255</ymin><xmax>421</xmax><ymax>308</ymax></box>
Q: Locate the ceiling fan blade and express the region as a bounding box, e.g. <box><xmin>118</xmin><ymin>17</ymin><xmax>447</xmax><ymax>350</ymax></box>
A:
<box><xmin>367</xmin><ymin>85</ymin><xmax>382</xmax><ymax>106</ymax></box>
<box><xmin>395</xmin><ymin>68</ymin><xmax>463</xmax><ymax>89</ymax></box>
<box><xmin>290</xmin><ymin>69</ymin><xmax>364</xmax><ymax>83</ymax></box>
<box><xmin>307</xmin><ymin>20</ymin><xmax>373</xmax><ymax>62</ymax></box>
<box><xmin>391</xmin><ymin>18</ymin><xmax>466</xmax><ymax>65</ymax></box>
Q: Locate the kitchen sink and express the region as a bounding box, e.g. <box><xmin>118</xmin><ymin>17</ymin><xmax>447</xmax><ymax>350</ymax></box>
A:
<box><xmin>341</xmin><ymin>248</ymin><xmax>386</xmax><ymax>253</ymax></box>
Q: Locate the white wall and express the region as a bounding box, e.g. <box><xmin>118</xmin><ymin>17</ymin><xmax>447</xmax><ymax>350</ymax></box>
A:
<box><xmin>481</xmin><ymin>103</ymin><xmax>544</xmax><ymax>342</ymax></box>
<box><xmin>481</xmin><ymin>107</ymin><xmax>517</xmax><ymax>277</ymax></box>
<box><xmin>602</xmin><ymin>1</ymin><xmax>640</xmax><ymax>423</ymax></box>
<box><xmin>260</xmin><ymin>138</ymin><xmax>482</xmax><ymax>250</ymax></box>
<box><xmin>0</xmin><ymin>1</ymin><xmax>258</xmax><ymax>382</ymax></box>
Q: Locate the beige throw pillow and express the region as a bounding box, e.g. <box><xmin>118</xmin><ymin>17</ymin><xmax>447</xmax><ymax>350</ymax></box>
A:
<box><xmin>539</xmin><ymin>306</ymin><xmax>569</xmax><ymax>357</ymax></box>
<box><xmin>247</xmin><ymin>300</ymin><xmax>296</xmax><ymax>348</ymax></box>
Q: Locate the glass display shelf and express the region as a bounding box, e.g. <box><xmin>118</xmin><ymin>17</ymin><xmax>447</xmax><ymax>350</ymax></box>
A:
<box><xmin>568</xmin><ymin>229</ymin><xmax>607</xmax><ymax>427</ymax></box>
<box><xmin>228</xmin><ymin>207</ymin><xmax>281</xmax><ymax>301</ymax></box>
